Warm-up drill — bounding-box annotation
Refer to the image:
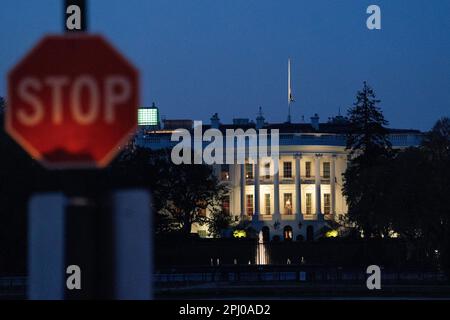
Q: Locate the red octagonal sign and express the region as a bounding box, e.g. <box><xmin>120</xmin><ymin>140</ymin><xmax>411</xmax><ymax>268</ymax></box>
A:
<box><xmin>6</xmin><ymin>35</ymin><xmax>139</xmax><ymax>169</ymax></box>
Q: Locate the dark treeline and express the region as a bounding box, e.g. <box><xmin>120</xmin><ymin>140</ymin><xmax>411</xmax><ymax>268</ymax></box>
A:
<box><xmin>343</xmin><ymin>82</ymin><xmax>450</xmax><ymax>273</ymax></box>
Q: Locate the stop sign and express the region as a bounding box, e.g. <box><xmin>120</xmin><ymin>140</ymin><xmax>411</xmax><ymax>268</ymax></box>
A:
<box><xmin>6</xmin><ymin>35</ymin><xmax>139</xmax><ymax>168</ymax></box>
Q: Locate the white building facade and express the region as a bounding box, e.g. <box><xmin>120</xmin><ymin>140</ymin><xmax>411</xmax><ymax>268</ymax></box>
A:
<box><xmin>219</xmin><ymin>148</ymin><xmax>348</xmax><ymax>241</ymax></box>
<box><xmin>136</xmin><ymin>112</ymin><xmax>422</xmax><ymax>241</ymax></box>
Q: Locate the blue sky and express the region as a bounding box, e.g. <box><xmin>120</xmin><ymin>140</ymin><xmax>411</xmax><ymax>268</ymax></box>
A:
<box><xmin>1</xmin><ymin>0</ymin><xmax>449</xmax><ymax>130</ymax></box>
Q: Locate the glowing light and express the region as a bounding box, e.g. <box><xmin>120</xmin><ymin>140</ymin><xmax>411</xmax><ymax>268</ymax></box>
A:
<box><xmin>388</xmin><ymin>230</ymin><xmax>399</xmax><ymax>238</ymax></box>
<box><xmin>325</xmin><ymin>230</ymin><xmax>338</xmax><ymax>238</ymax></box>
<box><xmin>256</xmin><ymin>231</ymin><xmax>269</xmax><ymax>265</ymax></box>
<box><xmin>233</xmin><ymin>229</ymin><xmax>246</xmax><ymax>238</ymax></box>
<box><xmin>138</xmin><ymin>107</ymin><xmax>158</xmax><ymax>126</ymax></box>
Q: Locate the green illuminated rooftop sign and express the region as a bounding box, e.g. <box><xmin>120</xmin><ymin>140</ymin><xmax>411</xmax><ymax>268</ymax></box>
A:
<box><xmin>138</xmin><ymin>107</ymin><xmax>159</xmax><ymax>126</ymax></box>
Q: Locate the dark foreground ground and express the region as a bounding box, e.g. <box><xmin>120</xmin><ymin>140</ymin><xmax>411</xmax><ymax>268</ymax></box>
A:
<box><xmin>2</xmin><ymin>265</ymin><xmax>450</xmax><ymax>299</ymax></box>
<box><xmin>156</xmin><ymin>282</ymin><xmax>450</xmax><ymax>299</ymax></box>
<box><xmin>154</xmin><ymin>265</ymin><xmax>450</xmax><ymax>299</ymax></box>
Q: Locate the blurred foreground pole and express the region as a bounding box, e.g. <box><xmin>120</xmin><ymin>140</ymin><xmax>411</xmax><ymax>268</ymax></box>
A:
<box><xmin>112</xmin><ymin>191</ymin><xmax>153</xmax><ymax>299</ymax></box>
<box><xmin>28</xmin><ymin>190</ymin><xmax>153</xmax><ymax>300</ymax></box>
<box><xmin>27</xmin><ymin>1</ymin><xmax>151</xmax><ymax>300</ymax></box>
<box><xmin>28</xmin><ymin>194</ymin><xmax>66</xmax><ymax>299</ymax></box>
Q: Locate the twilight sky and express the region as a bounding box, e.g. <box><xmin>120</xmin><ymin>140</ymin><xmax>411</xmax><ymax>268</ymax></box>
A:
<box><xmin>0</xmin><ymin>0</ymin><xmax>449</xmax><ymax>131</ymax></box>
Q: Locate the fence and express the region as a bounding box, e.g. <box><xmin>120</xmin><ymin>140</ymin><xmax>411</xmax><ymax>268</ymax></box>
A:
<box><xmin>155</xmin><ymin>238</ymin><xmax>426</xmax><ymax>269</ymax></box>
<box><xmin>0</xmin><ymin>276</ymin><xmax>26</xmax><ymax>299</ymax></box>
<box><xmin>154</xmin><ymin>265</ymin><xmax>447</xmax><ymax>285</ymax></box>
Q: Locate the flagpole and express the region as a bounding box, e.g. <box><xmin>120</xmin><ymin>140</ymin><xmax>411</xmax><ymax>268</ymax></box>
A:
<box><xmin>287</xmin><ymin>58</ymin><xmax>292</xmax><ymax>123</ymax></box>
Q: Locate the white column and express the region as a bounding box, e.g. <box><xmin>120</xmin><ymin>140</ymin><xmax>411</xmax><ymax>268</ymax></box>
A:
<box><xmin>273</xmin><ymin>159</ymin><xmax>280</xmax><ymax>218</ymax></box>
<box><xmin>315</xmin><ymin>154</ymin><xmax>322</xmax><ymax>216</ymax></box>
<box><xmin>240</xmin><ymin>164</ymin><xmax>245</xmax><ymax>218</ymax></box>
<box><xmin>253</xmin><ymin>160</ymin><xmax>260</xmax><ymax>219</ymax></box>
<box><xmin>331</xmin><ymin>154</ymin><xmax>336</xmax><ymax>216</ymax></box>
<box><xmin>295</xmin><ymin>153</ymin><xmax>302</xmax><ymax>219</ymax></box>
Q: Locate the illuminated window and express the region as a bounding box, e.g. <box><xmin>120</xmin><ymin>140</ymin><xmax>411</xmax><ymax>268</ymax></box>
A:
<box><xmin>323</xmin><ymin>162</ymin><xmax>330</xmax><ymax>178</ymax></box>
<box><xmin>306</xmin><ymin>193</ymin><xmax>312</xmax><ymax>214</ymax></box>
<box><xmin>138</xmin><ymin>107</ymin><xmax>158</xmax><ymax>126</ymax></box>
<box><xmin>283</xmin><ymin>162</ymin><xmax>292</xmax><ymax>178</ymax></box>
<box><xmin>245</xmin><ymin>163</ymin><xmax>253</xmax><ymax>179</ymax></box>
<box><xmin>264</xmin><ymin>194</ymin><xmax>271</xmax><ymax>215</ymax></box>
<box><xmin>305</xmin><ymin>161</ymin><xmax>311</xmax><ymax>178</ymax></box>
<box><xmin>246</xmin><ymin>194</ymin><xmax>254</xmax><ymax>216</ymax></box>
<box><xmin>284</xmin><ymin>193</ymin><xmax>292</xmax><ymax>215</ymax></box>
<box><xmin>221</xmin><ymin>164</ymin><xmax>230</xmax><ymax>181</ymax></box>
<box><xmin>264</xmin><ymin>162</ymin><xmax>271</xmax><ymax>179</ymax></box>
<box><xmin>324</xmin><ymin>193</ymin><xmax>331</xmax><ymax>215</ymax></box>
<box><xmin>222</xmin><ymin>195</ymin><xmax>230</xmax><ymax>214</ymax></box>
<box><xmin>283</xmin><ymin>226</ymin><xmax>293</xmax><ymax>241</ymax></box>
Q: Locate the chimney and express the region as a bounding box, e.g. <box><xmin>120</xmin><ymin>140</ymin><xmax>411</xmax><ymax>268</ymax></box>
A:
<box><xmin>311</xmin><ymin>113</ymin><xmax>320</xmax><ymax>130</ymax></box>
<box><xmin>256</xmin><ymin>107</ymin><xmax>265</xmax><ymax>129</ymax></box>
<box><xmin>210</xmin><ymin>113</ymin><xmax>220</xmax><ymax>129</ymax></box>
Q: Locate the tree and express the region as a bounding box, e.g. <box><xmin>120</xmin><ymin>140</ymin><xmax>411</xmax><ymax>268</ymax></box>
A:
<box><xmin>384</xmin><ymin>148</ymin><xmax>429</xmax><ymax>239</ymax></box>
<box><xmin>343</xmin><ymin>82</ymin><xmax>393</xmax><ymax>237</ymax></box>
<box><xmin>157</xmin><ymin>161</ymin><xmax>229</xmax><ymax>235</ymax></box>
<box><xmin>208</xmin><ymin>208</ymin><xmax>233</xmax><ymax>238</ymax></box>
<box><xmin>419</xmin><ymin>118</ymin><xmax>450</xmax><ymax>272</ymax></box>
<box><xmin>346</xmin><ymin>81</ymin><xmax>392</xmax><ymax>164</ymax></box>
<box><xmin>111</xmin><ymin>146</ymin><xmax>229</xmax><ymax>236</ymax></box>
<box><xmin>422</xmin><ymin>117</ymin><xmax>450</xmax><ymax>162</ymax></box>
<box><xmin>378</xmin><ymin>117</ymin><xmax>450</xmax><ymax>270</ymax></box>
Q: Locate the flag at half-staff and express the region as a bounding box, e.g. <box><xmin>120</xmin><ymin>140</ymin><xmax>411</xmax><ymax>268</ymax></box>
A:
<box><xmin>287</xmin><ymin>58</ymin><xmax>294</xmax><ymax>123</ymax></box>
<box><xmin>288</xmin><ymin>58</ymin><xmax>295</xmax><ymax>103</ymax></box>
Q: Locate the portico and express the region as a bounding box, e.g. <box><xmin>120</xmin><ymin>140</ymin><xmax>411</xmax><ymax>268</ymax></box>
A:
<box><xmin>239</xmin><ymin>153</ymin><xmax>341</xmax><ymax>223</ymax></box>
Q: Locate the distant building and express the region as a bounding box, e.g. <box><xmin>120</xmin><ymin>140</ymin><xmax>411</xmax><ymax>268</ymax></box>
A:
<box><xmin>162</xmin><ymin>119</ymin><xmax>193</xmax><ymax>130</ymax></box>
<box><xmin>138</xmin><ymin>102</ymin><xmax>160</xmax><ymax>129</ymax></box>
<box><xmin>136</xmin><ymin>109</ymin><xmax>422</xmax><ymax>240</ymax></box>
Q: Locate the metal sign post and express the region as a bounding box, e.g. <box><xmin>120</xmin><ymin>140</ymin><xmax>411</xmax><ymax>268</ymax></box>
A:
<box><xmin>28</xmin><ymin>189</ymin><xmax>153</xmax><ymax>300</ymax></box>
<box><xmin>26</xmin><ymin>1</ymin><xmax>152</xmax><ymax>300</ymax></box>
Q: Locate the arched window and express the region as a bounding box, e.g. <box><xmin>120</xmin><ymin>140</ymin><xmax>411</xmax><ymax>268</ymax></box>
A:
<box><xmin>306</xmin><ymin>225</ymin><xmax>314</xmax><ymax>241</ymax></box>
<box><xmin>283</xmin><ymin>226</ymin><xmax>293</xmax><ymax>241</ymax></box>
